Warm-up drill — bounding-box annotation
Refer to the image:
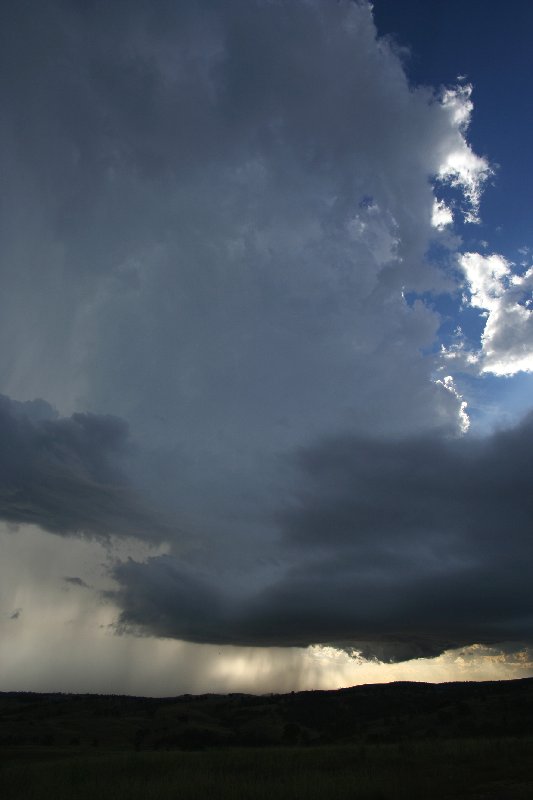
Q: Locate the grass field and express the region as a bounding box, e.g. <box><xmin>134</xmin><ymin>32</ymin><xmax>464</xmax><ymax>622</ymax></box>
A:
<box><xmin>2</xmin><ymin>738</ymin><xmax>533</xmax><ymax>800</ymax></box>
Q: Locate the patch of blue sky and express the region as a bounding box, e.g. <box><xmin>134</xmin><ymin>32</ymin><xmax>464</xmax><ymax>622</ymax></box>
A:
<box><xmin>374</xmin><ymin>0</ymin><xmax>533</xmax><ymax>257</ymax></box>
<box><xmin>456</xmin><ymin>370</ymin><xmax>533</xmax><ymax>435</ymax></box>
<box><xmin>405</xmin><ymin>237</ymin><xmax>486</xmax><ymax>356</ymax></box>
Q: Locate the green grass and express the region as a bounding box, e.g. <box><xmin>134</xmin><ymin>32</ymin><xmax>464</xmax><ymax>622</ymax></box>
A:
<box><xmin>1</xmin><ymin>738</ymin><xmax>533</xmax><ymax>799</ymax></box>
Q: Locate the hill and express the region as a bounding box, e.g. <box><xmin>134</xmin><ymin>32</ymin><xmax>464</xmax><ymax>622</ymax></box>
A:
<box><xmin>1</xmin><ymin>677</ymin><xmax>532</xmax><ymax>750</ymax></box>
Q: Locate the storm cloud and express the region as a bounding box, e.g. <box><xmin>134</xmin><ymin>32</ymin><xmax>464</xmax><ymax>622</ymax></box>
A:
<box><xmin>1</xmin><ymin>0</ymin><xmax>530</xmax><ymax>685</ymax></box>
<box><xmin>0</xmin><ymin>395</ymin><xmax>167</xmax><ymax>541</ymax></box>
<box><xmin>111</xmin><ymin>413</ymin><xmax>533</xmax><ymax>660</ymax></box>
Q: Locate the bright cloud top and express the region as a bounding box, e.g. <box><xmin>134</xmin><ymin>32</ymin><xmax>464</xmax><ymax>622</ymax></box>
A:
<box><xmin>460</xmin><ymin>252</ymin><xmax>533</xmax><ymax>375</ymax></box>
<box><xmin>437</xmin><ymin>84</ymin><xmax>492</xmax><ymax>223</ymax></box>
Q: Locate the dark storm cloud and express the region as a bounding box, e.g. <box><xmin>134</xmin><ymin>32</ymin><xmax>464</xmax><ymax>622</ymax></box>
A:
<box><xmin>63</xmin><ymin>576</ymin><xmax>91</xmax><ymax>589</ymax></box>
<box><xmin>111</xmin><ymin>413</ymin><xmax>533</xmax><ymax>660</ymax></box>
<box><xmin>0</xmin><ymin>395</ymin><xmax>168</xmax><ymax>541</ymax></box>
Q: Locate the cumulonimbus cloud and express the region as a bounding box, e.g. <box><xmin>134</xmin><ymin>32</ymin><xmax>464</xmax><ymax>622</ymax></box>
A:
<box><xmin>1</xmin><ymin>1</ymin><xmax>527</xmax><ymax>676</ymax></box>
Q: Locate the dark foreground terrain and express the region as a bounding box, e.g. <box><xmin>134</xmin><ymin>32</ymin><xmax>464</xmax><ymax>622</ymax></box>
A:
<box><xmin>1</xmin><ymin>678</ymin><xmax>532</xmax><ymax>798</ymax></box>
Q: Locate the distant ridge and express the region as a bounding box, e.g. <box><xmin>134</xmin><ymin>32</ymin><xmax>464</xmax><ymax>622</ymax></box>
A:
<box><xmin>3</xmin><ymin>675</ymin><xmax>533</xmax><ymax>700</ymax></box>
<box><xmin>1</xmin><ymin>677</ymin><xmax>532</xmax><ymax>750</ymax></box>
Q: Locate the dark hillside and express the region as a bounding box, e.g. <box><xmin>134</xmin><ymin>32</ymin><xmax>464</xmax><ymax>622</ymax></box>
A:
<box><xmin>1</xmin><ymin>677</ymin><xmax>532</xmax><ymax>751</ymax></box>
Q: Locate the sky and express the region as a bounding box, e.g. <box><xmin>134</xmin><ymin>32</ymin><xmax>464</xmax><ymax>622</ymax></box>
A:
<box><xmin>1</xmin><ymin>0</ymin><xmax>533</xmax><ymax>696</ymax></box>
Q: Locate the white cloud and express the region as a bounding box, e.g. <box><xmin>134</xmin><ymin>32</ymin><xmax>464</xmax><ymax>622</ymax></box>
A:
<box><xmin>434</xmin><ymin>374</ymin><xmax>469</xmax><ymax>432</ymax></box>
<box><xmin>460</xmin><ymin>252</ymin><xmax>533</xmax><ymax>375</ymax></box>
<box><xmin>431</xmin><ymin>198</ymin><xmax>453</xmax><ymax>229</ymax></box>
<box><xmin>437</xmin><ymin>85</ymin><xmax>492</xmax><ymax>223</ymax></box>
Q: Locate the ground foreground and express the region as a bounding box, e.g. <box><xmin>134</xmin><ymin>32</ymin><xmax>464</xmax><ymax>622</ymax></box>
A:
<box><xmin>1</xmin><ymin>679</ymin><xmax>532</xmax><ymax>798</ymax></box>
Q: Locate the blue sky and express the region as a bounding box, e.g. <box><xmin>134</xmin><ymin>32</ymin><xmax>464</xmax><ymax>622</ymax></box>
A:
<box><xmin>375</xmin><ymin>0</ymin><xmax>533</xmax><ymax>432</ymax></box>
<box><xmin>375</xmin><ymin>0</ymin><xmax>533</xmax><ymax>258</ymax></box>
